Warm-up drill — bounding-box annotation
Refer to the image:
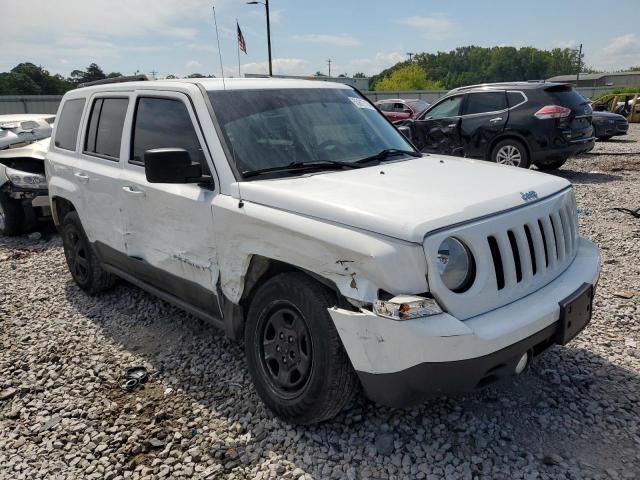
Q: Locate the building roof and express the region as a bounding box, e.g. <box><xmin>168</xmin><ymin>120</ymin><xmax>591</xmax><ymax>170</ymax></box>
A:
<box><xmin>547</xmin><ymin>71</ymin><xmax>640</xmax><ymax>82</ymax></box>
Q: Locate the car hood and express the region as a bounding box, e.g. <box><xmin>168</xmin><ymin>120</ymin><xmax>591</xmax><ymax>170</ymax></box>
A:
<box><xmin>0</xmin><ymin>137</ymin><xmax>50</xmax><ymax>160</ymax></box>
<box><xmin>237</xmin><ymin>155</ymin><xmax>571</xmax><ymax>243</ymax></box>
<box><xmin>592</xmin><ymin>111</ymin><xmax>626</xmax><ymax>121</ymax></box>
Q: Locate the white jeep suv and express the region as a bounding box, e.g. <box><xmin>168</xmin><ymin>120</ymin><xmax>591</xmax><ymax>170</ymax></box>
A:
<box><xmin>46</xmin><ymin>77</ymin><xmax>600</xmax><ymax>424</ymax></box>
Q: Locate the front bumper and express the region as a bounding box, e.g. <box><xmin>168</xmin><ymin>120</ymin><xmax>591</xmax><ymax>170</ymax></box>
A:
<box><xmin>329</xmin><ymin>237</ymin><xmax>600</xmax><ymax>407</ymax></box>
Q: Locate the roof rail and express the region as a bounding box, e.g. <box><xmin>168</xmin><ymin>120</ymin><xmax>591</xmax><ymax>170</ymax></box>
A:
<box><xmin>78</xmin><ymin>74</ymin><xmax>149</xmax><ymax>88</ymax></box>
<box><xmin>449</xmin><ymin>81</ymin><xmax>543</xmax><ymax>93</ymax></box>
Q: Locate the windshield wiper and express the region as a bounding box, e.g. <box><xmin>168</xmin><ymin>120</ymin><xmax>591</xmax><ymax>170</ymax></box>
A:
<box><xmin>242</xmin><ymin>160</ymin><xmax>363</xmax><ymax>178</ymax></box>
<box><xmin>354</xmin><ymin>148</ymin><xmax>423</xmax><ymax>165</ymax></box>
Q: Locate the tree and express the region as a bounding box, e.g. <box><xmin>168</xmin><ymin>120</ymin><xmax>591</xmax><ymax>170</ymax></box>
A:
<box><xmin>353</xmin><ymin>72</ymin><xmax>366</xmax><ymax>78</ymax></box>
<box><xmin>374</xmin><ymin>64</ymin><xmax>441</xmax><ymax>91</ymax></box>
<box><xmin>314</xmin><ymin>71</ymin><xmax>327</xmax><ymax>77</ymax></box>
<box><xmin>187</xmin><ymin>73</ymin><xmax>206</xmax><ymax>78</ymax></box>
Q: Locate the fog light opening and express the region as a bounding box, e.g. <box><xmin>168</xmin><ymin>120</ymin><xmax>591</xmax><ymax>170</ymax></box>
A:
<box><xmin>514</xmin><ymin>352</ymin><xmax>530</xmax><ymax>375</ymax></box>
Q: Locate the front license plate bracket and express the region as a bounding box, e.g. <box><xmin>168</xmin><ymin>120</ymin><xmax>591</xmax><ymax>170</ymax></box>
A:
<box><xmin>556</xmin><ymin>283</ymin><xmax>594</xmax><ymax>345</ymax></box>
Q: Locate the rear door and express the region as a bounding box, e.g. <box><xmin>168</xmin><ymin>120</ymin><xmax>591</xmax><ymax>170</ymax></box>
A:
<box><xmin>459</xmin><ymin>91</ymin><xmax>508</xmax><ymax>158</ymax></box>
<box><xmin>75</xmin><ymin>93</ymin><xmax>130</xmax><ymax>250</ymax></box>
<box><xmin>118</xmin><ymin>91</ymin><xmax>221</xmax><ymax>316</ymax></box>
<box><xmin>411</xmin><ymin>95</ymin><xmax>464</xmax><ymax>155</ymax></box>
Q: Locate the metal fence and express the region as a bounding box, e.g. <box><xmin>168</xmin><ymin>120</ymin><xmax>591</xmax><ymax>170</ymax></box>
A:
<box><xmin>0</xmin><ymin>86</ymin><xmax>626</xmax><ymax>115</ymax></box>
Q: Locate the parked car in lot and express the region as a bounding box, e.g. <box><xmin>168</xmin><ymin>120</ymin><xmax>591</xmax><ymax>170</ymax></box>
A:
<box><xmin>396</xmin><ymin>82</ymin><xmax>595</xmax><ymax>170</ymax></box>
<box><xmin>47</xmin><ymin>77</ymin><xmax>600</xmax><ymax>424</ymax></box>
<box><xmin>591</xmin><ymin>110</ymin><xmax>629</xmax><ymax>140</ymax></box>
<box><xmin>375</xmin><ymin>98</ymin><xmax>430</xmax><ymax>121</ymax></box>
<box><xmin>0</xmin><ymin>116</ymin><xmax>54</xmax><ymax>235</ymax></box>
<box><xmin>0</xmin><ymin>114</ymin><xmax>55</xmax><ymax>149</ymax></box>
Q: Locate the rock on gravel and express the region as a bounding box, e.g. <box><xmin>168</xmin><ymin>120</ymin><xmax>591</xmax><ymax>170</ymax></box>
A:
<box><xmin>1</xmin><ymin>126</ymin><xmax>640</xmax><ymax>479</ymax></box>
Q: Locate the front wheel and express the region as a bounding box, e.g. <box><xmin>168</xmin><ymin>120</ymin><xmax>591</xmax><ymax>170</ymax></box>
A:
<box><xmin>490</xmin><ymin>139</ymin><xmax>530</xmax><ymax>168</ymax></box>
<box><xmin>244</xmin><ymin>273</ymin><xmax>358</xmax><ymax>424</ymax></box>
<box><xmin>0</xmin><ymin>192</ymin><xmax>24</xmax><ymax>236</ymax></box>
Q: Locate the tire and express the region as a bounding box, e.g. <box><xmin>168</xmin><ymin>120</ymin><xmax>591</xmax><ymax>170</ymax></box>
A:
<box><xmin>0</xmin><ymin>192</ymin><xmax>24</xmax><ymax>236</ymax></box>
<box><xmin>245</xmin><ymin>272</ymin><xmax>359</xmax><ymax>424</ymax></box>
<box><xmin>490</xmin><ymin>139</ymin><xmax>530</xmax><ymax>168</ymax></box>
<box><xmin>61</xmin><ymin>211</ymin><xmax>115</xmax><ymax>295</ymax></box>
<box><xmin>537</xmin><ymin>158</ymin><xmax>567</xmax><ymax>171</ymax></box>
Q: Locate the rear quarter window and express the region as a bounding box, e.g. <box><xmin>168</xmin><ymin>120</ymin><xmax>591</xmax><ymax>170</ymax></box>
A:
<box><xmin>54</xmin><ymin>98</ymin><xmax>86</xmax><ymax>151</ymax></box>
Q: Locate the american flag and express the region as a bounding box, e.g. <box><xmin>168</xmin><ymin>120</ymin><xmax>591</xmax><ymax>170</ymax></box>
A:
<box><xmin>237</xmin><ymin>21</ymin><xmax>247</xmax><ymax>54</ymax></box>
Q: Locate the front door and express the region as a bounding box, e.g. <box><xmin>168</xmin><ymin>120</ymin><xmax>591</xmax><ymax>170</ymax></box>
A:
<box><xmin>119</xmin><ymin>91</ymin><xmax>221</xmax><ymax>316</ymax></box>
<box><xmin>410</xmin><ymin>94</ymin><xmax>465</xmax><ymax>155</ymax></box>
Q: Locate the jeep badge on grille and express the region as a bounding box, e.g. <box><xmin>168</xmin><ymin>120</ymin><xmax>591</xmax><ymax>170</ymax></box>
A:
<box><xmin>520</xmin><ymin>190</ymin><xmax>539</xmax><ymax>202</ymax></box>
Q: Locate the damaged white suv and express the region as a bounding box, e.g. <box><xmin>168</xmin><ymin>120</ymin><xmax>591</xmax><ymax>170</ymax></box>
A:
<box><xmin>46</xmin><ymin>77</ymin><xmax>600</xmax><ymax>424</ymax></box>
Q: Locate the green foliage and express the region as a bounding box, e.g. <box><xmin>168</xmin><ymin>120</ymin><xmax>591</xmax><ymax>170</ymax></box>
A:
<box><xmin>592</xmin><ymin>86</ymin><xmax>640</xmax><ymax>101</ymax></box>
<box><xmin>369</xmin><ymin>45</ymin><xmax>590</xmax><ymax>91</ymax></box>
<box><xmin>353</xmin><ymin>72</ymin><xmax>366</xmax><ymax>78</ymax></box>
<box><xmin>374</xmin><ymin>64</ymin><xmax>441</xmax><ymax>91</ymax></box>
<box><xmin>0</xmin><ymin>62</ymin><xmax>124</xmax><ymax>94</ymax></box>
<box><xmin>187</xmin><ymin>73</ymin><xmax>206</xmax><ymax>78</ymax></box>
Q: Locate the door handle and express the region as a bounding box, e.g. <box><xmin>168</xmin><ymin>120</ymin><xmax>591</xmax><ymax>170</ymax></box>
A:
<box><xmin>489</xmin><ymin>117</ymin><xmax>503</xmax><ymax>123</ymax></box>
<box><xmin>447</xmin><ymin>123</ymin><xmax>457</xmax><ymax>128</ymax></box>
<box><xmin>74</xmin><ymin>172</ymin><xmax>89</xmax><ymax>183</ymax></box>
<box><xmin>122</xmin><ymin>185</ymin><xmax>146</xmax><ymax>196</ymax></box>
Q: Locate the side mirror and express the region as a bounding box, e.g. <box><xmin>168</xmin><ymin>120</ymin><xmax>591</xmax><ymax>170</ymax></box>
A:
<box><xmin>144</xmin><ymin>148</ymin><xmax>204</xmax><ymax>184</ymax></box>
<box><xmin>397</xmin><ymin>125</ymin><xmax>413</xmax><ymax>141</ymax></box>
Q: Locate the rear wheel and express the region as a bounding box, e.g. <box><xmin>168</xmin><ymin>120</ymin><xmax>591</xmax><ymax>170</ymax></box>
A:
<box><xmin>245</xmin><ymin>273</ymin><xmax>358</xmax><ymax>424</ymax></box>
<box><xmin>61</xmin><ymin>211</ymin><xmax>116</xmax><ymax>295</ymax></box>
<box><xmin>490</xmin><ymin>139</ymin><xmax>530</xmax><ymax>168</ymax></box>
<box><xmin>0</xmin><ymin>192</ymin><xmax>24</xmax><ymax>236</ymax></box>
<box><xmin>537</xmin><ymin>158</ymin><xmax>567</xmax><ymax>171</ymax></box>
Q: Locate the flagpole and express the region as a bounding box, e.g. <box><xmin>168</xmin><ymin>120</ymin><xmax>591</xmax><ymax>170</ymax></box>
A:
<box><xmin>236</xmin><ymin>19</ymin><xmax>241</xmax><ymax>77</ymax></box>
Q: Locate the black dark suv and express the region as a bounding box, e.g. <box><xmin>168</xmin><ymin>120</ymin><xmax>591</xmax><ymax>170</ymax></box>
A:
<box><xmin>397</xmin><ymin>82</ymin><xmax>595</xmax><ymax>169</ymax></box>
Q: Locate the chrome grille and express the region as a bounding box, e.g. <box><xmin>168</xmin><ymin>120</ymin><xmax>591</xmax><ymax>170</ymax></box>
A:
<box><xmin>423</xmin><ymin>188</ymin><xmax>579</xmax><ymax>320</ymax></box>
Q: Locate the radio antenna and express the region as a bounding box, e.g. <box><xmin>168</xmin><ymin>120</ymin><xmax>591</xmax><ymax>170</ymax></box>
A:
<box><xmin>212</xmin><ymin>3</ymin><xmax>226</xmax><ymax>90</ymax></box>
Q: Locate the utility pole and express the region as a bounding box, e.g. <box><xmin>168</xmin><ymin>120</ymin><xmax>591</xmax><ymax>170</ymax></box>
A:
<box><xmin>576</xmin><ymin>44</ymin><xmax>582</xmax><ymax>86</ymax></box>
<box><xmin>150</xmin><ymin>70</ymin><xmax>157</xmax><ymax>80</ymax></box>
<box><xmin>327</xmin><ymin>58</ymin><xmax>332</xmax><ymax>78</ymax></box>
<box><xmin>406</xmin><ymin>52</ymin><xmax>414</xmax><ymax>62</ymax></box>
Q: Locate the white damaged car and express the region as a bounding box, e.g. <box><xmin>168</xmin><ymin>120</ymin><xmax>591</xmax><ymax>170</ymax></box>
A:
<box><xmin>46</xmin><ymin>78</ymin><xmax>600</xmax><ymax>424</ymax></box>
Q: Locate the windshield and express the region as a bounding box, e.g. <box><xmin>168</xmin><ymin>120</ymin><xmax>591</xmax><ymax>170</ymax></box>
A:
<box><xmin>207</xmin><ymin>88</ymin><xmax>415</xmax><ymax>176</ymax></box>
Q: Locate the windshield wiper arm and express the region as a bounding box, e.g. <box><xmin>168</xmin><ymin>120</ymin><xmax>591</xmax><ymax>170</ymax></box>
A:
<box><xmin>355</xmin><ymin>148</ymin><xmax>422</xmax><ymax>165</ymax></box>
<box><xmin>242</xmin><ymin>160</ymin><xmax>363</xmax><ymax>178</ymax></box>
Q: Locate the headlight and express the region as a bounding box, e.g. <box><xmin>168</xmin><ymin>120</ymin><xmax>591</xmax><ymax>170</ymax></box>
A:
<box><xmin>374</xmin><ymin>295</ymin><xmax>443</xmax><ymax>321</ymax></box>
<box><xmin>436</xmin><ymin>237</ymin><xmax>475</xmax><ymax>292</ymax></box>
<box><xmin>6</xmin><ymin>167</ymin><xmax>47</xmax><ymax>189</ymax></box>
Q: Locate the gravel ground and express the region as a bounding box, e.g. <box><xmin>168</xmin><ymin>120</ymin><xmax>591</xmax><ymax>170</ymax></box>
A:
<box><xmin>1</xmin><ymin>127</ymin><xmax>639</xmax><ymax>480</ymax></box>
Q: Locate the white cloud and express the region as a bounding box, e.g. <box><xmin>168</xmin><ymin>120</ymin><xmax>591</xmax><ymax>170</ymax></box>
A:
<box><xmin>589</xmin><ymin>33</ymin><xmax>640</xmax><ymax>70</ymax></box>
<box><xmin>348</xmin><ymin>52</ymin><xmax>407</xmax><ymax>76</ymax></box>
<box><xmin>186</xmin><ymin>60</ymin><xmax>203</xmax><ymax>71</ymax></box>
<box><xmin>399</xmin><ymin>15</ymin><xmax>454</xmax><ymax>40</ymax></box>
<box><xmin>249</xmin><ymin>8</ymin><xmax>283</xmax><ymax>24</ymax></box>
<box><xmin>291</xmin><ymin>34</ymin><xmax>360</xmax><ymax>47</ymax></box>
<box><xmin>239</xmin><ymin>58</ymin><xmax>310</xmax><ymax>76</ymax></box>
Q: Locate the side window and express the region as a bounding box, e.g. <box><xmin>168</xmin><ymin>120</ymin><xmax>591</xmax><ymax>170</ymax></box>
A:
<box><xmin>54</xmin><ymin>98</ymin><xmax>86</xmax><ymax>150</ymax></box>
<box><xmin>424</xmin><ymin>96</ymin><xmax>463</xmax><ymax>119</ymax></box>
<box><xmin>84</xmin><ymin>97</ymin><xmax>129</xmax><ymax>160</ymax></box>
<box><xmin>377</xmin><ymin>103</ymin><xmax>391</xmax><ymax>112</ymax></box>
<box><xmin>507</xmin><ymin>91</ymin><xmax>526</xmax><ymax>108</ymax></box>
<box><xmin>131</xmin><ymin>97</ymin><xmax>205</xmax><ymax>165</ymax></box>
<box><xmin>464</xmin><ymin>92</ymin><xmax>507</xmax><ymax>115</ymax></box>
<box><xmin>392</xmin><ymin>103</ymin><xmax>407</xmax><ymax>112</ymax></box>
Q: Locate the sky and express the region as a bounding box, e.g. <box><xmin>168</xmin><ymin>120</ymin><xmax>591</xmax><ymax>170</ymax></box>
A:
<box><xmin>1</xmin><ymin>0</ymin><xmax>639</xmax><ymax>79</ymax></box>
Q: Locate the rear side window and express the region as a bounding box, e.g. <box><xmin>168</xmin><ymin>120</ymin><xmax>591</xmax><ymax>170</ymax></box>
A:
<box><xmin>464</xmin><ymin>92</ymin><xmax>507</xmax><ymax>115</ymax></box>
<box><xmin>544</xmin><ymin>86</ymin><xmax>587</xmax><ymax>108</ymax></box>
<box><xmin>507</xmin><ymin>91</ymin><xmax>526</xmax><ymax>107</ymax></box>
<box><xmin>54</xmin><ymin>98</ymin><xmax>86</xmax><ymax>150</ymax></box>
<box><xmin>130</xmin><ymin>97</ymin><xmax>205</xmax><ymax>165</ymax></box>
<box><xmin>84</xmin><ymin>98</ymin><xmax>129</xmax><ymax>160</ymax></box>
